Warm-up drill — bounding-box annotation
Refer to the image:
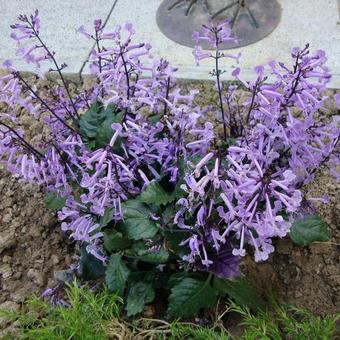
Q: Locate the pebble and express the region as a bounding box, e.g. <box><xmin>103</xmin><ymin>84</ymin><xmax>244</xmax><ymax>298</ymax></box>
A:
<box><xmin>2</xmin><ymin>255</ymin><xmax>11</xmax><ymax>264</ymax></box>
<box><xmin>51</xmin><ymin>255</ymin><xmax>60</xmax><ymax>265</ymax></box>
<box><xmin>11</xmin><ymin>288</ymin><xmax>29</xmax><ymax>303</ymax></box>
<box><xmin>27</xmin><ymin>269</ymin><xmax>45</xmax><ymax>287</ymax></box>
<box><xmin>0</xmin><ymin>229</ymin><xmax>16</xmax><ymax>254</ymax></box>
<box><xmin>0</xmin><ymin>264</ymin><xmax>12</xmax><ymax>279</ymax></box>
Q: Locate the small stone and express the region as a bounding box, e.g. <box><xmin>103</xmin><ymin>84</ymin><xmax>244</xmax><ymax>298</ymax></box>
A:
<box><xmin>27</xmin><ymin>269</ymin><xmax>45</xmax><ymax>287</ymax></box>
<box><xmin>2</xmin><ymin>255</ymin><xmax>11</xmax><ymax>263</ymax></box>
<box><xmin>0</xmin><ymin>301</ymin><xmax>20</xmax><ymax>312</ymax></box>
<box><xmin>2</xmin><ymin>213</ymin><xmax>12</xmax><ymax>224</ymax></box>
<box><xmin>0</xmin><ymin>264</ymin><xmax>12</xmax><ymax>279</ymax></box>
<box><xmin>0</xmin><ymin>228</ymin><xmax>16</xmax><ymax>254</ymax></box>
<box><xmin>54</xmin><ymin>269</ymin><xmax>75</xmax><ymax>283</ymax></box>
<box><xmin>11</xmin><ymin>288</ymin><xmax>28</xmax><ymax>303</ymax></box>
<box><xmin>51</xmin><ymin>255</ymin><xmax>60</xmax><ymax>265</ymax></box>
<box><xmin>295</xmin><ymin>291</ymin><xmax>303</xmax><ymax>298</ymax></box>
<box><xmin>29</xmin><ymin>225</ymin><xmax>43</xmax><ymax>238</ymax></box>
<box><xmin>65</xmin><ymin>255</ymin><xmax>72</xmax><ymax>267</ymax></box>
<box><xmin>12</xmin><ymin>272</ymin><xmax>22</xmax><ymax>280</ymax></box>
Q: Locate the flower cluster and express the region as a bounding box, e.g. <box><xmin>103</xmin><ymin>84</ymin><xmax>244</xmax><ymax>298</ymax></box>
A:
<box><xmin>177</xmin><ymin>24</ymin><xmax>339</xmax><ymax>268</ymax></box>
<box><xmin>0</xmin><ymin>13</ymin><xmax>339</xmax><ymax>297</ymax></box>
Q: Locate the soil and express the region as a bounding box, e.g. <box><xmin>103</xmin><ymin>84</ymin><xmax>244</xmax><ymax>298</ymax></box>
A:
<box><xmin>0</xmin><ymin>74</ymin><xmax>76</xmax><ymax>333</ymax></box>
<box><xmin>0</xmin><ymin>75</ymin><xmax>339</xmax><ymax>334</ymax></box>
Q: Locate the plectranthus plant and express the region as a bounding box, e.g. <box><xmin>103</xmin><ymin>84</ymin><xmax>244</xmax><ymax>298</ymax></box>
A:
<box><xmin>0</xmin><ymin>11</ymin><xmax>339</xmax><ymax>317</ymax></box>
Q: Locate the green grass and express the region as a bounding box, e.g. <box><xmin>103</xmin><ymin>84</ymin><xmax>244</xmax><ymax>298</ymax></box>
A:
<box><xmin>1</xmin><ymin>282</ymin><xmax>338</xmax><ymax>340</ymax></box>
<box><xmin>0</xmin><ymin>281</ymin><xmax>122</xmax><ymax>340</ymax></box>
<box><xmin>228</xmin><ymin>298</ymin><xmax>339</xmax><ymax>340</ymax></box>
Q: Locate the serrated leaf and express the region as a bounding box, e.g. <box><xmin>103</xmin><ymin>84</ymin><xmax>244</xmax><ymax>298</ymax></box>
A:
<box><xmin>290</xmin><ymin>215</ymin><xmax>330</xmax><ymax>246</ymax></box>
<box><xmin>127</xmin><ymin>242</ymin><xmax>169</xmax><ymax>264</ymax></box>
<box><xmin>79</xmin><ymin>103</ymin><xmax>123</xmax><ymax>150</ymax></box>
<box><xmin>168</xmin><ymin>272</ymin><xmax>204</xmax><ymax>288</ymax></box>
<box><xmin>120</xmin><ymin>199</ymin><xmax>158</xmax><ymax>240</ymax></box>
<box><xmin>140</xmin><ymin>182</ymin><xmax>177</xmax><ymax>205</ymax></box>
<box><xmin>103</xmin><ymin>230</ymin><xmax>131</xmax><ymax>252</ymax></box>
<box><xmin>139</xmin><ymin>182</ymin><xmax>173</xmax><ymax>205</ymax></box>
<box><xmin>164</xmin><ymin>230</ymin><xmax>190</xmax><ymax>258</ymax></box>
<box><xmin>168</xmin><ymin>277</ymin><xmax>217</xmax><ymax>317</ymax></box>
<box><xmin>105</xmin><ymin>255</ymin><xmax>130</xmax><ymax>293</ymax></box>
<box><xmin>149</xmin><ymin>114</ymin><xmax>162</xmax><ymax>124</ymax></box>
<box><xmin>213</xmin><ymin>277</ymin><xmax>264</xmax><ymax>312</ymax></box>
<box><xmin>96</xmin><ymin>111</ymin><xmax>124</xmax><ymax>149</ymax></box>
<box><xmin>44</xmin><ymin>192</ymin><xmax>66</xmax><ymax>211</ymax></box>
<box><xmin>79</xmin><ymin>246</ymin><xmax>106</xmax><ymax>281</ymax></box>
<box><xmin>125</xmin><ymin>282</ymin><xmax>155</xmax><ymax>316</ymax></box>
<box><xmin>99</xmin><ymin>208</ymin><xmax>114</xmax><ymax>229</ymax></box>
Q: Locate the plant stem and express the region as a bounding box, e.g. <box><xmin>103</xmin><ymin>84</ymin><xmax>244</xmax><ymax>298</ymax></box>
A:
<box><xmin>0</xmin><ymin>122</ymin><xmax>44</xmax><ymax>158</ymax></box>
<box><xmin>163</xmin><ymin>77</ymin><xmax>171</xmax><ymax>116</ymax></box>
<box><xmin>214</xmin><ymin>33</ymin><xmax>227</xmax><ymax>141</ymax></box>
<box><xmin>15</xmin><ymin>72</ymin><xmax>77</xmax><ymax>133</ymax></box>
<box><xmin>28</xmin><ymin>21</ymin><xmax>80</xmax><ymax>119</ymax></box>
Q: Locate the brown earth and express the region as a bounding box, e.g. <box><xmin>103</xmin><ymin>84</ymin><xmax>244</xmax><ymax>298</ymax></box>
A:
<box><xmin>0</xmin><ymin>77</ymin><xmax>338</xmax><ymax>333</ymax></box>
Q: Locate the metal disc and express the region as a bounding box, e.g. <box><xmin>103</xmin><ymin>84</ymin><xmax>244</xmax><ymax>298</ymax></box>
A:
<box><xmin>156</xmin><ymin>0</ymin><xmax>282</xmax><ymax>50</ymax></box>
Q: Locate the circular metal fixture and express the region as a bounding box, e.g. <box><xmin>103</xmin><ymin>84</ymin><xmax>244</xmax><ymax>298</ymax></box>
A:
<box><xmin>156</xmin><ymin>0</ymin><xmax>281</xmax><ymax>50</ymax></box>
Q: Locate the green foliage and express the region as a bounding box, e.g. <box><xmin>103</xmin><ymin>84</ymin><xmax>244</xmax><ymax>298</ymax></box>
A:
<box><xmin>168</xmin><ymin>276</ymin><xmax>217</xmax><ymax>317</ymax></box>
<box><xmin>44</xmin><ymin>192</ymin><xmax>66</xmax><ymax>211</ymax></box>
<box><xmin>120</xmin><ymin>199</ymin><xmax>159</xmax><ymax>240</ymax></box>
<box><xmin>168</xmin><ymin>322</ymin><xmax>231</xmax><ymax>340</ymax></box>
<box><xmin>105</xmin><ymin>255</ymin><xmax>130</xmax><ymax>293</ymax></box>
<box><xmin>79</xmin><ymin>246</ymin><xmax>106</xmax><ymax>280</ymax></box>
<box><xmin>229</xmin><ymin>298</ymin><xmax>340</xmax><ymax>340</ymax></box>
<box><xmin>103</xmin><ymin>230</ymin><xmax>131</xmax><ymax>252</ymax></box>
<box><xmin>213</xmin><ymin>277</ymin><xmax>264</xmax><ymax>312</ymax></box>
<box><xmin>125</xmin><ymin>281</ymin><xmax>155</xmax><ymax>317</ymax></box>
<box><xmin>290</xmin><ymin>215</ymin><xmax>330</xmax><ymax>246</ymax></box>
<box><xmin>1</xmin><ymin>287</ymin><xmax>339</xmax><ymax>340</ymax></box>
<box><xmin>99</xmin><ymin>208</ymin><xmax>114</xmax><ymax>229</ymax></box>
<box><xmin>79</xmin><ymin>103</ymin><xmax>123</xmax><ymax>150</ymax></box>
<box><xmin>0</xmin><ymin>281</ymin><xmax>122</xmax><ymax>340</ymax></box>
<box><xmin>140</xmin><ymin>181</ymin><xmax>177</xmax><ymax>205</ymax></box>
<box><xmin>127</xmin><ymin>242</ymin><xmax>170</xmax><ymax>264</ymax></box>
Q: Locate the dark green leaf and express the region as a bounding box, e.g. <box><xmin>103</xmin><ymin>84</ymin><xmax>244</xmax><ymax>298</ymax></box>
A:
<box><xmin>127</xmin><ymin>242</ymin><xmax>169</xmax><ymax>264</ymax></box>
<box><xmin>164</xmin><ymin>230</ymin><xmax>190</xmax><ymax>258</ymax></box>
<box><xmin>99</xmin><ymin>208</ymin><xmax>114</xmax><ymax>229</ymax></box>
<box><xmin>162</xmin><ymin>205</ymin><xmax>175</xmax><ymax>225</ymax></box>
<box><xmin>105</xmin><ymin>255</ymin><xmax>130</xmax><ymax>293</ymax></box>
<box><xmin>168</xmin><ymin>277</ymin><xmax>217</xmax><ymax>317</ymax></box>
<box><xmin>44</xmin><ymin>192</ymin><xmax>66</xmax><ymax>211</ymax></box>
<box><xmin>140</xmin><ymin>182</ymin><xmax>177</xmax><ymax>205</ymax></box>
<box><xmin>103</xmin><ymin>230</ymin><xmax>131</xmax><ymax>252</ymax></box>
<box><xmin>79</xmin><ymin>103</ymin><xmax>123</xmax><ymax>150</ymax></box>
<box><xmin>96</xmin><ymin>112</ymin><xmax>124</xmax><ymax>149</ymax></box>
<box><xmin>149</xmin><ymin>114</ymin><xmax>162</xmax><ymax>124</ymax></box>
<box><xmin>168</xmin><ymin>272</ymin><xmax>205</xmax><ymax>288</ymax></box>
<box><xmin>120</xmin><ymin>199</ymin><xmax>158</xmax><ymax>240</ymax></box>
<box><xmin>125</xmin><ymin>282</ymin><xmax>155</xmax><ymax>316</ymax></box>
<box><xmin>213</xmin><ymin>277</ymin><xmax>264</xmax><ymax>312</ymax></box>
<box><xmin>79</xmin><ymin>246</ymin><xmax>106</xmax><ymax>281</ymax></box>
<box><xmin>290</xmin><ymin>215</ymin><xmax>330</xmax><ymax>246</ymax></box>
